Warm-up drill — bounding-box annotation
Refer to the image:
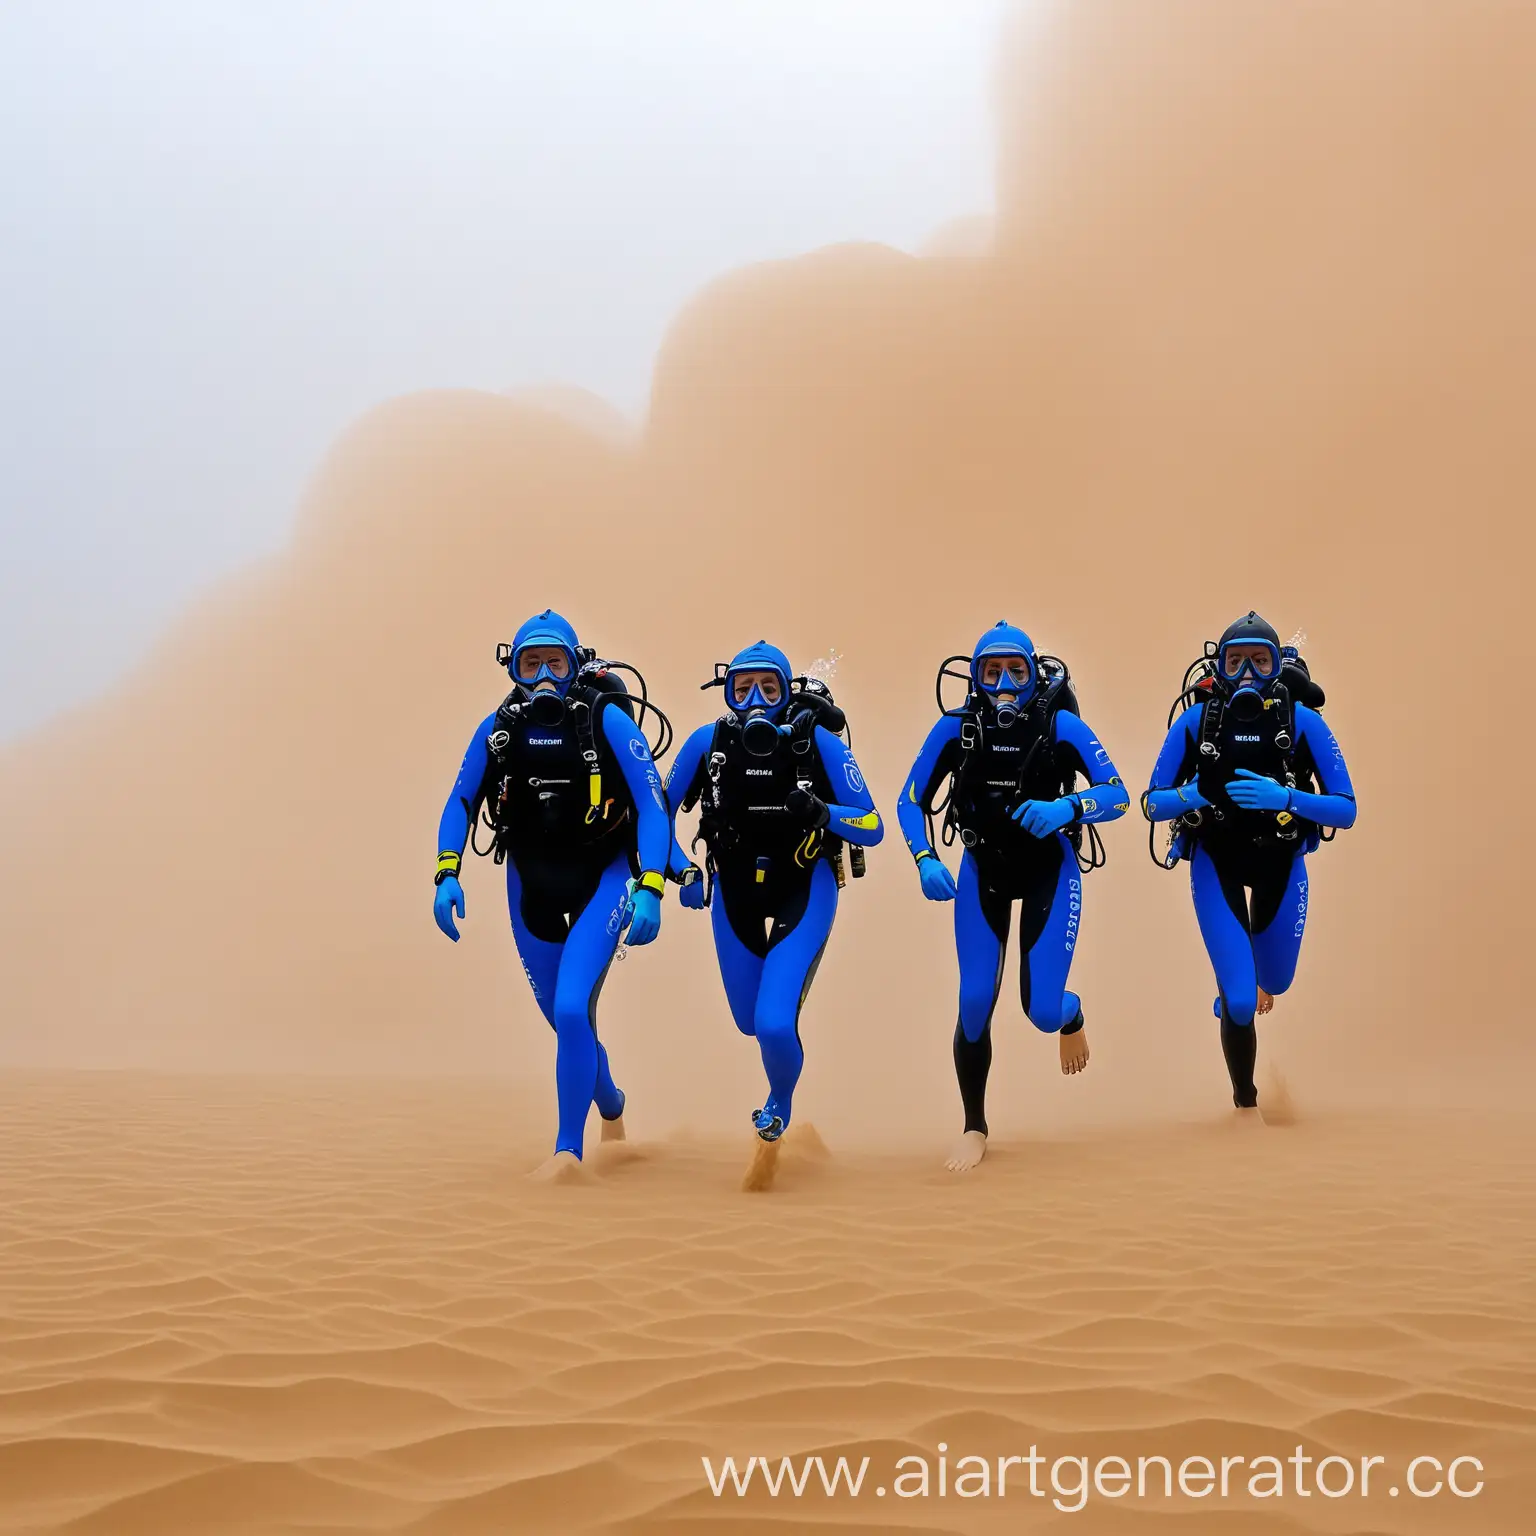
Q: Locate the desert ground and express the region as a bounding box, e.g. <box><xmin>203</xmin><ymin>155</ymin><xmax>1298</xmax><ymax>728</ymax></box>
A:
<box><xmin>0</xmin><ymin>1074</ymin><xmax>1531</xmax><ymax>1535</ymax></box>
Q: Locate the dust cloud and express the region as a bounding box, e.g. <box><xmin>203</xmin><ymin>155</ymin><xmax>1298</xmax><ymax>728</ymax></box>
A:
<box><xmin>2</xmin><ymin>0</ymin><xmax>1531</xmax><ymax>1145</ymax></box>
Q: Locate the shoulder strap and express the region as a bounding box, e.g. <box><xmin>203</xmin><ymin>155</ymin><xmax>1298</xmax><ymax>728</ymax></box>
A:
<box><xmin>487</xmin><ymin>691</ymin><xmax>522</xmax><ymax>760</ymax></box>
<box><xmin>1197</xmin><ymin>694</ymin><xmax>1223</xmax><ymax>761</ymax></box>
<box><xmin>1011</xmin><ymin>685</ymin><xmax>1064</xmax><ymax>788</ymax></box>
<box><xmin>948</xmin><ymin>707</ymin><xmax>982</xmax><ymax>792</ymax></box>
<box><xmin>679</xmin><ymin>720</ymin><xmax>725</xmax><ymax>814</ymax></box>
<box><xmin>935</xmin><ymin>710</ymin><xmax>982</xmax><ymax>846</ymax></box>
<box><xmin>703</xmin><ymin>719</ymin><xmax>729</xmax><ymax>811</ymax></box>
<box><xmin>570</xmin><ymin>684</ymin><xmax>618</xmax><ymax>824</ymax></box>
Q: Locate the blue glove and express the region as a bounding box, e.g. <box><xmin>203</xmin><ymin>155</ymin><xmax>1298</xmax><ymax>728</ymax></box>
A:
<box><xmin>917</xmin><ymin>854</ymin><xmax>958</xmax><ymax>902</ymax></box>
<box><xmin>433</xmin><ymin>875</ymin><xmax>465</xmax><ymax>941</ymax></box>
<box><xmin>678</xmin><ymin>871</ymin><xmax>708</xmax><ymax>910</ymax></box>
<box><xmin>623</xmin><ymin>887</ymin><xmax>662</xmax><ymax>946</ymax></box>
<box><xmin>1012</xmin><ymin>797</ymin><xmax>1077</xmax><ymax>838</ymax></box>
<box><xmin>1226</xmin><ymin>769</ymin><xmax>1290</xmax><ymax>812</ymax></box>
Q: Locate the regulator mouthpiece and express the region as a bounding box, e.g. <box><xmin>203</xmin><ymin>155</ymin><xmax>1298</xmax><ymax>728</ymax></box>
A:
<box><xmin>741</xmin><ymin>712</ymin><xmax>785</xmax><ymax>757</ymax></box>
<box><xmin>525</xmin><ymin>691</ymin><xmax>566</xmax><ymax>728</ymax></box>
<box><xmin>1229</xmin><ymin>688</ymin><xmax>1265</xmax><ymax>723</ymax></box>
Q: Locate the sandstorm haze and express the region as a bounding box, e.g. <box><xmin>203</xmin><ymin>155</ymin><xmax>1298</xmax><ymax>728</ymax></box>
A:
<box><xmin>0</xmin><ymin>0</ymin><xmax>1002</xmax><ymax>737</ymax></box>
<box><xmin>3</xmin><ymin>12</ymin><xmax>1533</xmax><ymax>1532</ymax></box>
<box><xmin>2</xmin><ymin>0</ymin><xmax>1533</xmax><ymax>1139</ymax></box>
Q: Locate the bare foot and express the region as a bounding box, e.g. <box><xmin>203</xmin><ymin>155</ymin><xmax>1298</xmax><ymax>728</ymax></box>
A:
<box><xmin>1060</xmin><ymin>1027</ymin><xmax>1090</xmax><ymax>1075</ymax></box>
<box><xmin>741</xmin><ymin>1137</ymin><xmax>781</xmax><ymax>1193</ymax></box>
<box><xmin>526</xmin><ymin>1150</ymin><xmax>591</xmax><ymax>1184</ymax></box>
<box><xmin>600</xmin><ymin>1114</ymin><xmax>627</xmax><ymax>1143</ymax></box>
<box><xmin>945</xmin><ymin>1130</ymin><xmax>987</xmax><ymax>1172</ymax></box>
<box><xmin>1256</xmin><ymin>989</ymin><xmax>1275</xmax><ymax>1016</ymax></box>
<box><xmin>1232</xmin><ymin>1106</ymin><xmax>1266</xmax><ymax>1130</ymax></box>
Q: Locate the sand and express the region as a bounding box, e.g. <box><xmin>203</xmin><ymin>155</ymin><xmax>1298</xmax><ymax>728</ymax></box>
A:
<box><xmin>0</xmin><ymin>1073</ymin><xmax>1531</xmax><ymax>1535</ymax></box>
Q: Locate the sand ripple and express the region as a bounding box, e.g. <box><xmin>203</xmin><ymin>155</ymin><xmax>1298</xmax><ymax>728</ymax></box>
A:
<box><xmin>0</xmin><ymin>1075</ymin><xmax>1531</xmax><ymax>1533</ymax></box>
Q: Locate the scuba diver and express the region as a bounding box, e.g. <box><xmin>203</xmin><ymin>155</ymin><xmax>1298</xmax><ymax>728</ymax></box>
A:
<box><xmin>665</xmin><ymin>642</ymin><xmax>882</xmax><ymax>1167</ymax></box>
<box><xmin>431</xmin><ymin>609</ymin><xmax>675</xmax><ymax>1180</ymax></box>
<box><xmin>1142</xmin><ymin>612</ymin><xmax>1357</xmax><ymax>1118</ymax></box>
<box><xmin>898</xmin><ymin>622</ymin><xmax>1129</xmax><ymax>1173</ymax></box>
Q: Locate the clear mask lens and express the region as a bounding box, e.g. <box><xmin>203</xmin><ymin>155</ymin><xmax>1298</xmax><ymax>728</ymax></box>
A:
<box><xmin>516</xmin><ymin>646</ymin><xmax>571</xmax><ymax>682</ymax></box>
<box><xmin>979</xmin><ymin>654</ymin><xmax>1032</xmax><ymax>691</ymax></box>
<box><xmin>1221</xmin><ymin>644</ymin><xmax>1276</xmax><ymax>682</ymax></box>
<box><xmin>729</xmin><ymin>670</ymin><xmax>783</xmax><ymax>708</ymax></box>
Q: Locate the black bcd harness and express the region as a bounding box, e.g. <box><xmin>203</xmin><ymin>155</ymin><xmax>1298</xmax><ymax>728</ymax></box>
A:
<box><xmin>680</xmin><ymin>675</ymin><xmax>865</xmax><ymax>900</ymax></box>
<box><xmin>927</xmin><ymin>652</ymin><xmax>1108</xmax><ymax>876</ymax></box>
<box><xmin>1144</xmin><ymin>650</ymin><xmax>1331</xmax><ymax>869</ymax></box>
<box><xmin>470</xmin><ymin>654</ymin><xmax>673</xmax><ymax>865</ymax></box>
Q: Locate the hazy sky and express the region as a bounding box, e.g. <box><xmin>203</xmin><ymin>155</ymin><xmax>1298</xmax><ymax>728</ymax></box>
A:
<box><xmin>0</xmin><ymin>1</ymin><xmax>1006</xmax><ymax>739</ymax></box>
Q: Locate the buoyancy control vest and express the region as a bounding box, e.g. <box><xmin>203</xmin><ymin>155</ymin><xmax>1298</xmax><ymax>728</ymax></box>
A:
<box><xmin>1148</xmin><ymin>648</ymin><xmax>1328</xmax><ymax>867</ymax></box>
<box><xmin>679</xmin><ymin>679</ymin><xmax>851</xmax><ymax>889</ymax></box>
<box><xmin>479</xmin><ymin>667</ymin><xmax>639</xmax><ymax>864</ymax></box>
<box><xmin>943</xmin><ymin>657</ymin><xmax>1085</xmax><ymax>862</ymax></box>
<box><xmin>1190</xmin><ymin>686</ymin><xmax>1320</xmax><ymax>854</ymax></box>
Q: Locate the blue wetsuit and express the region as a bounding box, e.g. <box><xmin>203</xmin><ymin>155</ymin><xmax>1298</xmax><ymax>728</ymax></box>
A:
<box><xmin>1145</xmin><ymin>696</ymin><xmax>1356</xmax><ymax>1103</ymax></box>
<box><xmin>667</xmin><ymin>718</ymin><xmax>882</xmax><ymax>1137</ymax></box>
<box><xmin>437</xmin><ymin>695</ymin><xmax>672</xmax><ymax>1159</ymax></box>
<box><xmin>899</xmin><ymin>701</ymin><xmax>1127</xmax><ymax>1134</ymax></box>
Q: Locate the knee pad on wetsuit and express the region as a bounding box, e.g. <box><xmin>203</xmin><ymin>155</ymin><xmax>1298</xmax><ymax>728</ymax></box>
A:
<box><xmin>1025</xmin><ymin>1000</ymin><xmax>1077</xmax><ymax>1033</ymax></box>
<box><xmin>1220</xmin><ymin>989</ymin><xmax>1258</xmax><ymax>1028</ymax></box>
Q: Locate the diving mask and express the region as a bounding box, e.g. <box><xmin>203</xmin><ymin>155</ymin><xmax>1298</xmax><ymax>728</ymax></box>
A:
<box><xmin>975</xmin><ymin>651</ymin><xmax>1035</xmax><ymax>726</ymax></box>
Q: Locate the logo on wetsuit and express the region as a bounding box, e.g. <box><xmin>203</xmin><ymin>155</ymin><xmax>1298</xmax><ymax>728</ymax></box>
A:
<box><xmin>1065</xmin><ymin>877</ymin><xmax>1082</xmax><ymax>952</ymax></box>
<box><xmin>518</xmin><ymin>954</ymin><xmax>542</xmax><ymax>999</ymax></box>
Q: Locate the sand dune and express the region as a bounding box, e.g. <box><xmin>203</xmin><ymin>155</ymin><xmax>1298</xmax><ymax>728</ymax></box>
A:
<box><xmin>0</xmin><ymin>1074</ymin><xmax>1531</xmax><ymax>1534</ymax></box>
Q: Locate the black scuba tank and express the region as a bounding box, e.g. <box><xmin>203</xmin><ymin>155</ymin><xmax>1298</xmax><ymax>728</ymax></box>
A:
<box><xmin>783</xmin><ymin>674</ymin><xmax>847</xmax><ymax>737</ymax></box>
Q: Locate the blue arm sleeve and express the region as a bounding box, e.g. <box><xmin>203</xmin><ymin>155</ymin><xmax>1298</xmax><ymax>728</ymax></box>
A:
<box><xmin>811</xmin><ymin>725</ymin><xmax>884</xmax><ymax>847</ymax></box>
<box><xmin>896</xmin><ymin>715</ymin><xmax>963</xmax><ymax>858</ymax></box>
<box><xmin>437</xmin><ymin>712</ymin><xmax>497</xmax><ymax>855</ymax></box>
<box><xmin>662</xmin><ymin>723</ymin><xmax>714</xmax><ymax>875</ymax></box>
<box><xmin>1052</xmin><ymin>711</ymin><xmax>1130</xmax><ymax>824</ymax></box>
<box><xmin>664</xmin><ymin>724</ymin><xmax>712</xmax><ymax>815</ymax></box>
<box><xmin>1142</xmin><ymin>704</ymin><xmax>1205</xmax><ymax>822</ymax></box>
<box><xmin>601</xmin><ymin>704</ymin><xmax>674</xmax><ymax>875</ymax></box>
<box><xmin>1291</xmin><ymin>706</ymin><xmax>1357</xmax><ymax>829</ymax></box>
